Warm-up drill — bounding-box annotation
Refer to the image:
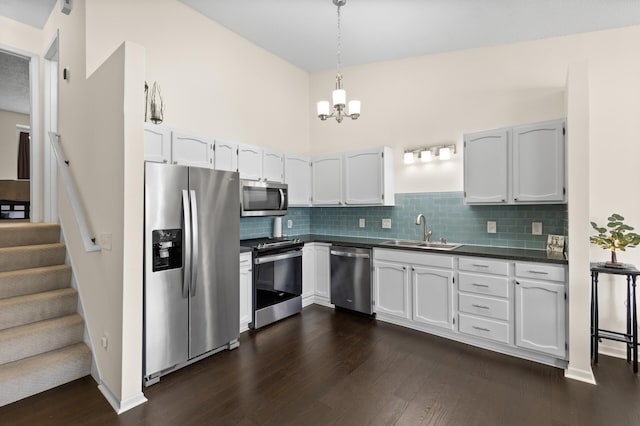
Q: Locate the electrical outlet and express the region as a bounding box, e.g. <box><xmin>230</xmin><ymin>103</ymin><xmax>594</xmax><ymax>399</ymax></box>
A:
<box><xmin>359</xmin><ymin>218</ymin><xmax>365</xmax><ymax>228</ymax></box>
<box><xmin>287</xmin><ymin>219</ymin><xmax>293</xmax><ymax>229</ymax></box>
<box><xmin>532</xmin><ymin>222</ymin><xmax>543</xmax><ymax>235</ymax></box>
<box><xmin>487</xmin><ymin>221</ymin><xmax>496</xmax><ymax>234</ymax></box>
<box><xmin>382</xmin><ymin>218</ymin><xmax>392</xmax><ymax>229</ymax></box>
<box><xmin>99</xmin><ymin>233</ymin><xmax>112</xmax><ymax>251</ymax></box>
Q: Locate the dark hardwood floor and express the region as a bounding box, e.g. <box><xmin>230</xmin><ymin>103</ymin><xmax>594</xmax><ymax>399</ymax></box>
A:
<box><xmin>2</xmin><ymin>305</ymin><xmax>639</xmax><ymax>425</ymax></box>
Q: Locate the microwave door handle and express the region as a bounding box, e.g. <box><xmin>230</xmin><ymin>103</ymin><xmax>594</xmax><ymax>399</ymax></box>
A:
<box><xmin>182</xmin><ymin>190</ymin><xmax>191</xmax><ymax>299</ymax></box>
<box><xmin>279</xmin><ymin>188</ymin><xmax>286</xmax><ymax>210</ymax></box>
<box><xmin>190</xmin><ymin>189</ymin><xmax>199</xmax><ymax>297</ymax></box>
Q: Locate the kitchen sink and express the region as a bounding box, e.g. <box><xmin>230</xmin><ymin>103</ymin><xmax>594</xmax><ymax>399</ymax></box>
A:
<box><xmin>381</xmin><ymin>240</ymin><xmax>461</xmax><ymax>250</ymax></box>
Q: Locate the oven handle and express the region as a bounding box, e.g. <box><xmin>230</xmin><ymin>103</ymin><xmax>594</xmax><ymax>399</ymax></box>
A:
<box><xmin>254</xmin><ymin>251</ymin><xmax>302</xmax><ymax>264</ymax></box>
<box><xmin>330</xmin><ymin>249</ymin><xmax>370</xmax><ymax>259</ymax></box>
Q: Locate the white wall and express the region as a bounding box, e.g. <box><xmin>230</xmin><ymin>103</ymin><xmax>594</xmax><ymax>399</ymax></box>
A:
<box><xmin>0</xmin><ymin>110</ymin><xmax>29</xmax><ymax>180</ymax></box>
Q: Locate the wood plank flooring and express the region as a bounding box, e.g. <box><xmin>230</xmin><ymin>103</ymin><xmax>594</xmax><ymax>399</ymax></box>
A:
<box><xmin>2</xmin><ymin>304</ymin><xmax>640</xmax><ymax>425</ymax></box>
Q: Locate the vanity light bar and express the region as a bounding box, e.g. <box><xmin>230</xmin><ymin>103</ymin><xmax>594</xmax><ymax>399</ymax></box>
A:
<box><xmin>403</xmin><ymin>145</ymin><xmax>456</xmax><ymax>164</ymax></box>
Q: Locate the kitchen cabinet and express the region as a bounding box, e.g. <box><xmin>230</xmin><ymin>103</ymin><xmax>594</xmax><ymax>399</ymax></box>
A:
<box><xmin>262</xmin><ymin>149</ymin><xmax>285</xmax><ymax>183</ymax></box>
<box><xmin>214</xmin><ymin>139</ymin><xmax>238</xmax><ymax>172</ymax></box>
<box><xmin>514</xmin><ymin>262</ymin><xmax>566</xmax><ymax>358</ymax></box>
<box><xmin>303</xmin><ymin>243</ymin><xmax>331</xmax><ymax>306</ymax></box>
<box><xmin>144</xmin><ymin>124</ymin><xmax>172</xmax><ymax>164</ymax></box>
<box><xmin>312</xmin><ymin>154</ymin><xmax>343</xmax><ymax>205</ymax></box>
<box><xmin>463</xmin><ymin>119</ymin><xmax>565</xmax><ymax>205</ymax></box>
<box><xmin>302</xmin><ymin>244</ymin><xmax>316</xmax><ymax>306</ymax></box>
<box><xmin>412</xmin><ymin>265</ymin><xmax>455</xmax><ymax>330</ymax></box>
<box><xmin>238</xmin><ymin>144</ymin><xmax>263</xmax><ymax>180</ymax></box>
<box><xmin>343</xmin><ymin>147</ymin><xmax>394</xmax><ymax>206</ymax></box>
<box><xmin>171</xmin><ymin>131</ymin><xmax>214</xmax><ymax>168</ymax></box>
<box><xmin>285</xmin><ymin>154</ymin><xmax>312</xmax><ymax>206</ymax></box>
<box><xmin>374</xmin><ymin>260</ymin><xmax>411</xmax><ymax>321</ymax></box>
<box><xmin>239</xmin><ymin>252</ymin><xmax>253</xmax><ymax>333</ymax></box>
<box><xmin>512</xmin><ymin>120</ymin><xmax>565</xmax><ymax>203</ymax></box>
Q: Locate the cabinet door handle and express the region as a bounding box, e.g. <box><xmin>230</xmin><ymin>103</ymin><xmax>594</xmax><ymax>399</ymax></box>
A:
<box><xmin>472</xmin><ymin>283</ymin><xmax>489</xmax><ymax>288</ymax></box>
<box><xmin>472</xmin><ymin>264</ymin><xmax>489</xmax><ymax>268</ymax></box>
<box><xmin>471</xmin><ymin>304</ymin><xmax>490</xmax><ymax>310</ymax></box>
<box><xmin>402</xmin><ymin>266</ymin><xmax>406</xmax><ymax>271</ymax></box>
<box><xmin>472</xmin><ymin>326</ymin><xmax>491</xmax><ymax>332</ymax></box>
<box><xmin>527</xmin><ymin>270</ymin><xmax>549</xmax><ymax>275</ymax></box>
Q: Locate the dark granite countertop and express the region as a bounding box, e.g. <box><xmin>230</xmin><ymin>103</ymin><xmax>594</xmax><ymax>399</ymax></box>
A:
<box><xmin>293</xmin><ymin>234</ymin><xmax>568</xmax><ymax>265</ymax></box>
<box><xmin>240</xmin><ymin>246</ymin><xmax>253</xmax><ymax>254</ymax></box>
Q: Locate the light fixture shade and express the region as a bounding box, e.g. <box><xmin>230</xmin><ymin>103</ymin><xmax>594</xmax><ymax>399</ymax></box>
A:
<box><xmin>348</xmin><ymin>100</ymin><xmax>361</xmax><ymax>115</ymax></box>
<box><xmin>332</xmin><ymin>89</ymin><xmax>346</xmax><ymax>107</ymax></box>
<box><xmin>317</xmin><ymin>101</ymin><xmax>330</xmax><ymax>116</ymax></box>
<box><xmin>420</xmin><ymin>149</ymin><xmax>432</xmax><ymax>162</ymax></box>
<box><xmin>439</xmin><ymin>147</ymin><xmax>451</xmax><ymax>160</ymax></box>
<box><xmin>404</xmin><ymin>151</ymin><xmax>415</xmax><ymax>164</ymax></box>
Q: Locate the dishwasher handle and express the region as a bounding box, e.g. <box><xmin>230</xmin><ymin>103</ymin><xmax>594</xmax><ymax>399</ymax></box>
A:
<box><xmin>330</xmin><ymin>249</ymin><xmax>370</xmax><ymax>259</ymax></box>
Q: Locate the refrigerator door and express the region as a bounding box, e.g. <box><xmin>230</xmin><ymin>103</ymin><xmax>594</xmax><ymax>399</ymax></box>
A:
<box><xmin>144</xmin><ymin>163</ymin><xmax>190</xmax><ymax>376</ymax></box>
<box><xmin>188</xmin><ymin>168</ymin><xmax>240</xmax><ymax>358</ymax></box>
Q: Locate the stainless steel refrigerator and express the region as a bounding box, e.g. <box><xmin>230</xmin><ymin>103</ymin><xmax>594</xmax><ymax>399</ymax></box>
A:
<box><xmin>144</xmin><ymin>162</ymin><xmax>239</xmax><ymax>386</ymax></box>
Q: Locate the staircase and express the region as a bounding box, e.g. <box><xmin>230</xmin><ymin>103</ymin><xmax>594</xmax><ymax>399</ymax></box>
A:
<box><xmin>0</xmin><ymin>223</ymin><xmax>91</xmax><ymax>407</ymax></box>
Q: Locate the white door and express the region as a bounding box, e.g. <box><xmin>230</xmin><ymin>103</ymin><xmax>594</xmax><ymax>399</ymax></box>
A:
<box><xmin>374</xmin><ymin>260</ymin><xmax>411</xmax><ymax>320</ymax></box>
<box><xmin>239</xmin><ymin>253</ymin><xmax>253</xmax><ymax>332</ymax></box>
<box><xmin>171</xmin><ymin>131</ymin><xmax>213</xmax><ymax>168</ymax></box>
<box><xmin>144</xmin><ymin>125</ymin><xmax>171</xmax><ymax>164</ymax></box>
<box><xmin>238</xmin><ymin>144</ymin><xmax>263</xmax><ymax>180</ymax></box>
<box><xmin>285</xmin><ymin>154</ymin><xmax>312</xmax><ymax>206</ymax></box>
<box><xmin>263</xmin><ymin>149</ymin><xmax>284</xmax><ymax>183</ymax></box>
<box><xmin>44</xmin><ymin>36</ymin><xmax>59</xmax><ymax>223</ymax></box>
<box><xmin>312</xmin><ymin>154</ymin><xmax>342</xmax><ymax>205</ymax></box>
<box><xmin>512</xmin><ymin>120</ymin><xmax>565</xmax><ymax>203</ymax></box>
<box><xmin>412</xmin><ymin>266</ymin><xmax>455</xmax><ymax>330</ymax></box>
<box><xmin>344</xmin><ymin>148</ymin><xmax>383</xmax><ymax>205</ymax></box>
<box><xmin>214</xmin><ymin>139</ymin><xmax>238</xmax><ymax>172</ymax></box>
<box><xmin>515</xmin><ymin>279</ymin><xmax>566</xmax><ymax>358</ymax></box>
<box><xmin>464</xmin><ymin>129</ymin><xmax>509</xmax><ymax>204</ymax></box>
<box><xmin>314</xmin><ymin>245</ymin><xmax>331</xmax><ymax>300</ymax></box>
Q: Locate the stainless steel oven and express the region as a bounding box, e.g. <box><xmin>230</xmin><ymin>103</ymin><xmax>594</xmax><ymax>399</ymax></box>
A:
<box><xmin>240</xmin><ymin>180</ymin><xmax>288</xmax><ymax>217</ymax></box>
<box><xmin>241</xmin><ymin>238</ymin><xmax>303</xmax><ymax>329</ymax></box>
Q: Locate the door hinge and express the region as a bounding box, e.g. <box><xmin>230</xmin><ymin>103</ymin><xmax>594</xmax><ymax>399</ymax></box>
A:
<box><xmin>212</xmin><ymin>144</ymin><xmax>215</xmax><ymax>151</ymax></box>
<box><xmin>381</xmin><ymin>152</ymin><xmax>384</xmax><ymax>158</ymax></box>
<box><xmin>565</xmin><ymin>342</ymin><xmax>568</xmax><ymax>350</ymax></box>
<box><xmin>464</xmin><ymin>191</ymin><xmax>466</xmax><ymax>198</ymax></box>
<box><xmin>236</xmin><ymin>148</ymin><xmax>239</xmax><ymax>155</ymax></box>
<box><xmin>453</xmin><ymin>317</ymin><xmax>456</xmax><ymax>325</ymax></box>
<box><xmin>453</xmin><ymin>277</ymin><xmax>455</xmax><ymax>284</ymax></box>
<box><xmin>563</xmin><ymin>127</ymin><xmax>566</xmax><ymax>135</ymax></box>
<box><xmin>564</xmin><ymin>292</ymin><xmax>567</xmax><ymax>300</ymax></box>
<box><xmin>464</xmin><ymin>141</ymin><xmax>466</xmax><ymax>148</ymax></box>
<box><xmin>382</xmin><ymin>193</ymin><xmax>384</xmax><ymax>200</ymax></box>
<box><xmin>563</xmin><ymin>187</ymin><xmax>566</xmax><ymax>195</ymax></box>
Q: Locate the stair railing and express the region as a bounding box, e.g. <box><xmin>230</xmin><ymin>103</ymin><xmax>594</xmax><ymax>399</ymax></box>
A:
<box><xmin>48</xmin><ymin>132</ymin><xmax>101</xmax><ymax>252</ymax></box>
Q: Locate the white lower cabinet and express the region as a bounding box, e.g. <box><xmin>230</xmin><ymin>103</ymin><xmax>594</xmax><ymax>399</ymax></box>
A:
<box><xmin>374</xmin><ymin>260</ymin><xmax>411</xmax><ymax>320</ymax></box>
<box><xmin>412</xmin><ymin>266</ymin><xmax>454</xmax><ymax>330</ymax></box>
<box><xmin>302</xmin><ymin>243</ymin><xmax>331</xmax><ymax>306</ymax></box>
<box><xmin>239</xmin><ymin>252</ymin><xmax>253</xmax><ymax>333</ymax></box>
<box><xmin>302</xmin><ymin>244</ymin><xmax>316</xmax><ymax>306</ymax></box>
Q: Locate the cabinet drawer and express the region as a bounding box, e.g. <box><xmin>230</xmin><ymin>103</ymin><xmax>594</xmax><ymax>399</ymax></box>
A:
<box><xmin>459</xmin><ymin>293</ymin><xmax>509</xmax><ymax>321</ymax></box>
<box><xmin>515</xmin><ymin>263</ymin><xmax>565</xmax><ymax>282</ymax></box>
<box><xmin>459</xmin><ymin>313</ymin><xmax>510</xmax><ymax>344</ymax></box>
<box><xmin>374</xmin><ymin>249</ymin><xmax>453</xmax><ymax>269</ymax></box>
<box><xmin>458</xmin><ymin>272</ymin><xmax>509</xmax><ymax>298</ymax></box>
<box><xmin>459</xmin><ymin>257</ymin><xmax>508</xmax><ymax>276</ymax></box>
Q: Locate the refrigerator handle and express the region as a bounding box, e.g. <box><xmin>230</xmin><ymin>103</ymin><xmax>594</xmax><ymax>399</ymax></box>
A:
<box><xmin>182</xmin><ymin>189</ymin><xmax>191</xmax><ymax>299</ymax></box>
<box><xmin>190</xmin><ymin>189</ymin><xmax>199</xmax><ymax>297</ymax></box>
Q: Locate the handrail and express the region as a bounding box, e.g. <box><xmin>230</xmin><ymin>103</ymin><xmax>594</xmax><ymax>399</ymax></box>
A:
<box><xmin>48</xmin><ymin>132</ymin><xmax>101</xmax><ymax>252</ymax></box>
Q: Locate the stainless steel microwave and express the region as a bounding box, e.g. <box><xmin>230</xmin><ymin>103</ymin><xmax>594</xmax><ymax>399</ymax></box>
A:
<box><xmin>240</xmin><ymin>180</ymin><xmax>288</xmax><ymax>217</ymax></box>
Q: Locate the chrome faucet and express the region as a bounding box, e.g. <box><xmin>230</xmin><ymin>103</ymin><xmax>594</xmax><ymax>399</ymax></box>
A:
<box><xmin>415</xmin><ymin>214</ymin><xmax>433</xmax><ymax>242</ymax></box>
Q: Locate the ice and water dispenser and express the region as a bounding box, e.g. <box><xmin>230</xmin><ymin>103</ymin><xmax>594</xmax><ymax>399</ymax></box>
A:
<box><xmin>152</xmin><ymin>229</ymin><xmax>182</xmax><ymax>272</ymax></box>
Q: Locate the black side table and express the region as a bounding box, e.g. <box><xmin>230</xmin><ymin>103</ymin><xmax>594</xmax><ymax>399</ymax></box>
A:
<box><xmin>591</xmin><ymin>262</ymin><xmax>640</xmax><ymax>373</ymax></box>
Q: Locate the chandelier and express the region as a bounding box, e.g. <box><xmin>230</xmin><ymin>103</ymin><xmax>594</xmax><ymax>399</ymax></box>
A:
<box><xmin>317</xmin><ymin>0</ymin><xmax>360</xmax><ymax>123</ymax></box>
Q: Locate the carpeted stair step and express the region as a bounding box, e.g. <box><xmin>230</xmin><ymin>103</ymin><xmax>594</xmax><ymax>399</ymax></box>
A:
<box><xmin>0</xmin><ymin>265</ymin><xmax>72</xmax><ymax>300</ymax></box>
<box><xmin>0</xmin><ymin>243</ymin><xmax>66</xmax><ymax>273</ymax></box>
<box><xmin>0</xmin><ymin>288</ymin><xmax>78</xmax><ymax>331</ymax></box>
<box><xmin>0</xmin><ymin>343</ymin><xmax>91</xmax><ymax>407</ymax></box>
<box><xmin>0</xmin><ymin>223</ymin><xmax>60</xmax><ymax>248</ymax></box>
<box><xmin>0</xmin><ymin>314</ymin><xmax>85</xmax><ymax>365</ymax></box>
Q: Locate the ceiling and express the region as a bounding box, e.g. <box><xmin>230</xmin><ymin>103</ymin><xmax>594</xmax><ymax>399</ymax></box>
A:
<box><xmin>180</xmin><ymin>0</ymin><xmax>640</xmax><ymax>72</ymax></box>
<box><xmin>0</xmin><ymin>0</ymin><xmax>56</xmax><ymax>29</ymax></box>
<box><xmin>0</xmin><ymin>50</ymin><xmax>30</xmax><ymax>115</ymax></box>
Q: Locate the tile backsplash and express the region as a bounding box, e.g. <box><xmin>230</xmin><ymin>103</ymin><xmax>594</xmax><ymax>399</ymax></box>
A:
<box><xmin>241</xmin><ymin>192</ymin><xmax>567</xmax><ymax>250</ymax></box>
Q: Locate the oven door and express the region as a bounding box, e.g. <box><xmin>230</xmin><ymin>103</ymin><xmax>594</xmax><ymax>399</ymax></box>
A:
<box><xmin>254</xmin><ymin>249</ymin><xmax>302</xmax><ymax>296</ymax></box>
<box><xmin>240</xmin><ymin>180</ymin><xmax>288</xmax><ymax>217</ymax></box>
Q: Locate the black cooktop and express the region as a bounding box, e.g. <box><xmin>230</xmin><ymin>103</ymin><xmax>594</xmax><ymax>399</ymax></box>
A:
<box><xmin>241</xmin><ymin>237</ymin><xmax>304</xmax><ymax>253</ymax></box>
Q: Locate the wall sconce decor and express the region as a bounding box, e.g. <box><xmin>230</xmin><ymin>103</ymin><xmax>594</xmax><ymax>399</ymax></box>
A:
<box><xmin>403</xmin><ymin>144</ymin><xmax>456</xmax><ymax>165</ymax></box>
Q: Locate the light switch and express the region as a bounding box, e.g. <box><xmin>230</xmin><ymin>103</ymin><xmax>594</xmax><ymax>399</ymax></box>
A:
<box><xmin>359</xmin><ymin>218</ymin><xmax>365</xmax><ymax>228</ymax></box>
<box><xmin>487</xmin><ymin>221</ymin><xmax>497</xmax><ymax>234</ymax></box>
<box><xmin>287</xmin><ymin>220</ymin><xmax>293</xmax><ymax>229</ymax></box>
<box><xmin>532</xmin><ymin>222</ymin><xmax>543</xmax><ymax>235</ymax></box>
<box><xmin>382</xmin><ymin>218</ymin><xmax>392</xmax><ymax>229</ymax></box>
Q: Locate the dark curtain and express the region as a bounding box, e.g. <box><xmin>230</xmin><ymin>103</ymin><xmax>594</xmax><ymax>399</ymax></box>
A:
<box><xmin>17</xmin><ymin>132</ymin><xmax>30</xmax><ymax>180</ymax></box>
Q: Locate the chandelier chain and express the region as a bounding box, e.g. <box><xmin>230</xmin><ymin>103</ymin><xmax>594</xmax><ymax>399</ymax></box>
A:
<box><xmin>336</xmin><ymin>3</ymin><xmax>341</xmax><ymax>74</ymax></box>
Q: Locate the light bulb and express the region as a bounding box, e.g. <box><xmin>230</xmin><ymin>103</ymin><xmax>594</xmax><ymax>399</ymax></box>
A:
<box><xmin>439</xmin><ymin>147</ymin><xmax>451</xmax><ymax>160</ymax></box>
<box><xmin>420</xmin><ymin>150</ymin><xmax>432</xmax><ymax>162</ymax></box>
<box><xmin>332</xmin><ymin>89</ymin><xmax>346</xmax><ymax>107</ymax></box>
<box><xmin>317</xmin><ymin>101</ymin><xmax>330</xmax><ymax>117</ymax></box>
<box><xmin>348</xmin><ymin>100</ymin><xmax>361</xmax><ymax>116</ymax></box>
<box><xmin>404</xmin><ymin>151</ymin><xmax>415</xmax><ymax>164</ymax></box>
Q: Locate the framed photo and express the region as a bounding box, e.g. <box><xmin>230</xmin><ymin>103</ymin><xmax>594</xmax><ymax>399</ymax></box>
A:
<box><xmin>547</xmin><ymin>234</ymin><xmax>565</xmax><ymax>254</ymax></box>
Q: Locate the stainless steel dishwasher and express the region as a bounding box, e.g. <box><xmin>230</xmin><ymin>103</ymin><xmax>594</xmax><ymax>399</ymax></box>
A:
<box><xmin>330</xmin><ymin>246</ymin><xmax>374</xmax><ymax>315</ymax></box>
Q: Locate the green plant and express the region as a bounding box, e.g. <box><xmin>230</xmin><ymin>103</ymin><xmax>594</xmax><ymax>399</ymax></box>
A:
<box><xmin>590</xmin><ymin>213</ymin><xmax>640</xmax><ymax>264</ymax></box>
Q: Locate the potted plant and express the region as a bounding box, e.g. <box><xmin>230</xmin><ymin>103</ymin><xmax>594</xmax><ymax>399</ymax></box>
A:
<box><xmin>590</xmin><ymin>213</ymin><xmax>640</xmax><ymax>267</ymax></box>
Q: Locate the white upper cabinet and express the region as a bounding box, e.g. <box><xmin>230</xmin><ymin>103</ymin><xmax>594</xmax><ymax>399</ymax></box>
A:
<box><xmin>464</xmin><ymin>129</ymin><xmax>509</xmax><ymax>204</ymax></box>
<box><xmin>237</xmin><ymin>144</ymin><xmax>263</xmax><ymax>180</ymax></box>
<box><xmin>285</xmin><ymin>154</ymin><xmax>312</xmax><ymax>206</ymax></box>
<box><xmin>464</xmin><ymin>119</ymin><xmax>566</xmax><ymax>205</ymax></box>
<box><xmin>343</xmin><ymin>147</ymin><xmax>394</xmax><ymax>206</ymax></box>
<box><xmin>512</xmin><ymin>120</ymin><xmax>565</xmax><ymax>203</ymax></box>
<box><xmin>262</xmin><ymin>149</ymin><xmax>285</xmax><ymax>183</ymax></box>
<box><xmin>171</xmin><ymin>131</ymin><xmax>214</xmax><ymax>168</ymax></box>
<box><xmin>144</xmin><ymin>124</ymin><xmax>172</xmax><ymax>164</ymax></box>
<box><xmin>214</xmin><ymin>139</ymin><xmax>238</xmax><ymax>172</ymax></box>
<box><xmin>312</xmin><ymin>154</ymin><xmax>343</xmax><ymax>205</ymax></box>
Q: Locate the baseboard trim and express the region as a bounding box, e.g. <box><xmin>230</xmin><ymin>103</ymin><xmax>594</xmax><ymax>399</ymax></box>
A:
<box><xmin>564</xmin><ymin>366</ymin><xmax>596</xmax><ymax>385</ymax></box>
<box><xmin>598</xmin><ymin>344</ymin><xmax>627</xmax><ymax>360</ymax></box>
<box><xmin>98</xmin><ymin>382</ymin><xmax>147</xmax><ymax>414</ymax></box>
